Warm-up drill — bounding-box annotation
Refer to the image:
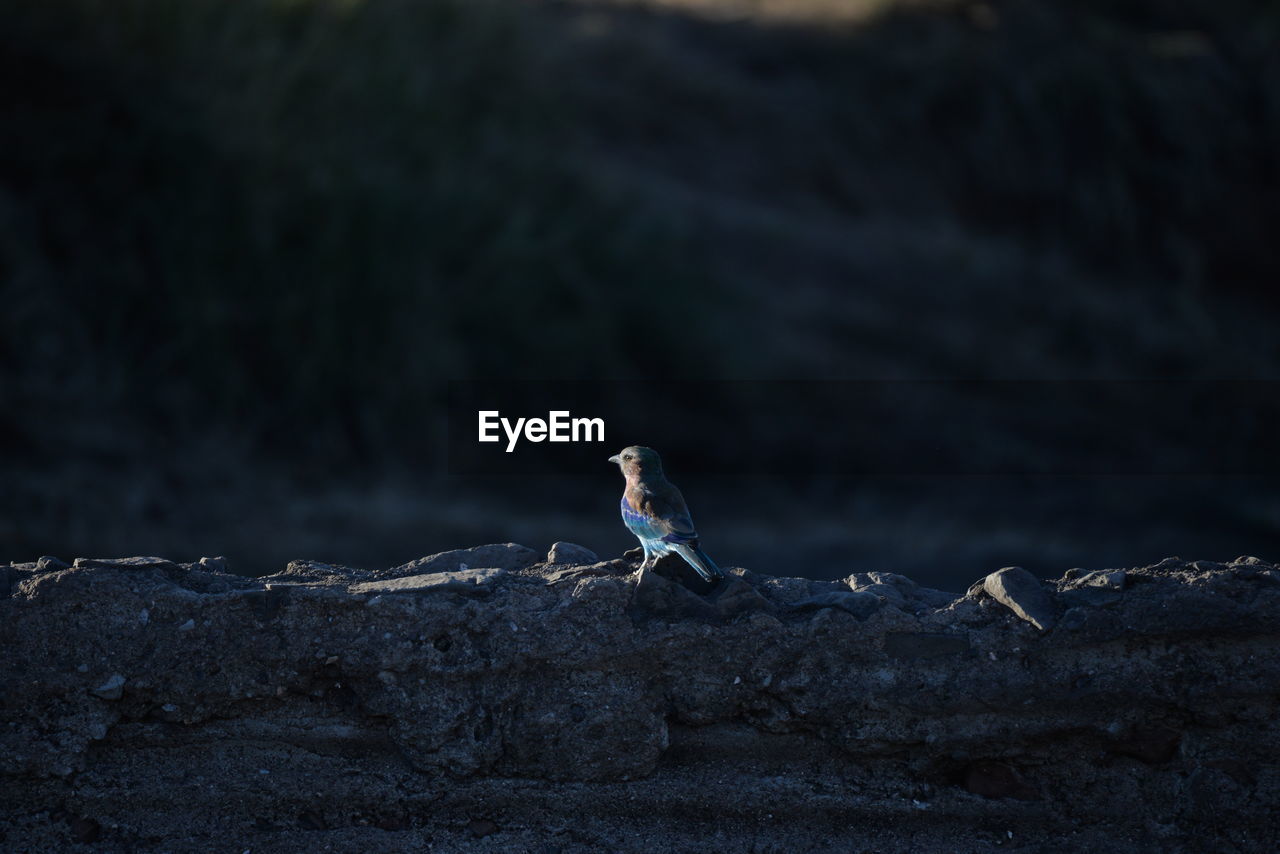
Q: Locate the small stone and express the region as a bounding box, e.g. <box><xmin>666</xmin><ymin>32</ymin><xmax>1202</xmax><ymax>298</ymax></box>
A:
<box><xmin>93</xmin><ymin>674</ymin><xmax>126</xmax><ymax>700</ymax></box>
<box><xmin>178</xmin><ymin>619</ymin><xmax>196</xmax><ymax>632</ymax></box>
<box><xmin>199</xmin><ymin>556</ymin><xmax>227</xmax><ymax>572</ymax></box>
<box><xmin>546</xmin><ymin>542</ymin><xmax>599</xmax><ymax>565</ymax></box>
<box><xmin>1081</xmin><ymin>570</ymin><xmax>1126</xmax><ymax>590</ymax></box>
<box><xmin>36</xmin><ymin>556</ymin><xmax>70</xmax><ymax>572</ymax></box>
<box><xmin>984</xmin><ymin>567</ymin><xmax>1057</xmax><ymax>631</ymax></box>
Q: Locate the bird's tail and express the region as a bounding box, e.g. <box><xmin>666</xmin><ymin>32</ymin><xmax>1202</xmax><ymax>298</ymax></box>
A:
<box><xmin>670</xmin><ymin>543</ymin><xmax>723</xmax><ymax>583</ymax></box>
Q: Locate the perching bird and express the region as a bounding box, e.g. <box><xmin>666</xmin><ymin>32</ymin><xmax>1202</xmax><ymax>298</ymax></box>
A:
<box><xmin>608</xmin><ymin>446</ymin><xmax>723</xmax><ymax>584</ymax></box>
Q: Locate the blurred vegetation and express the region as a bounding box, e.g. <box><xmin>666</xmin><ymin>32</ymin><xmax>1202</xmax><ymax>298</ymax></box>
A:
<box><xmin>1</xmin><ymin>0</ymin><xmax>724</xmax><ymax>464</ymax></box>
<box><xmin>2</xmin><ymin>0</ymin><xmax>1277</xmax><ymax>577</ymax></box>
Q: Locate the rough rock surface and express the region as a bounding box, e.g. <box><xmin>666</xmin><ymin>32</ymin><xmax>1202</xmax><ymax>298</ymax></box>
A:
<box><xmin>2</xmin><ymin>550</ymin><xmax>1278</xmax><ymax>852</ymax></box>
<box><xmin>983</xmin><ymin>566</ymin><xmax>1058</xmax><ymax>631</ymax></box>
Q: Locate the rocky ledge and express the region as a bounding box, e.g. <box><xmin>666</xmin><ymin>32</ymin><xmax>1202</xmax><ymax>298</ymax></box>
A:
<box><xmin>2</xmin><ymin>547</ymin><xmax>1278</xmax><ymax>852</ymax></box>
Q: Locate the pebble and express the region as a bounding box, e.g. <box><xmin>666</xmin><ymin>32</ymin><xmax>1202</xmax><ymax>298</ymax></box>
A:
<box><xmin>546</xmin><ymin>542</ymin><xmax>600</xmax><ymax>565</ymax></box>
<box><xmin>92</xmin><ymin>674</ymin><xmax>126</xmax><ymax>700</ymax></box>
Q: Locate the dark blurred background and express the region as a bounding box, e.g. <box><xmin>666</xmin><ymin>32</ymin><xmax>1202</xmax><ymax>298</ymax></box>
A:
<box><xmin>2</xmin><ymin>0</ymin><xmax>1277</xmax><ymax>590</ymax></box>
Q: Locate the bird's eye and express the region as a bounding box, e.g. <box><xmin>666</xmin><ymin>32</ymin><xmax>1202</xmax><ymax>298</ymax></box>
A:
<box><xmin>622</xmin><ymin>453</ymin><xmax>632</xmax><ymax>461</ymax></box>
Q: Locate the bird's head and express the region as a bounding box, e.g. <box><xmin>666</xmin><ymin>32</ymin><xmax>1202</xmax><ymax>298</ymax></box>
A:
<box><xmin>608</xmin><ymin>446</ymin><xmax>663</xmax><ymax>479</ymax></box>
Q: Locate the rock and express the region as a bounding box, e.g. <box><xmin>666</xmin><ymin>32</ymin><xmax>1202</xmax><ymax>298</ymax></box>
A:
<box><xmin>349</xmin><ymin>567</ymin><xmax>506</xmax><ymax>595</ymax></box>
<box><xmin>848</xmin><ymin>581</ymin><xmax>906</xmax><ymax>609</ymax></box>
<box><xmin>2</xmin><ymin>552</ymin><xmax>1279</xmax><ymax>851</ymax></box>
<box><xmin>1059</xmin><ymin>568</ymin><xmax>1127</xmax><ymax>609</ymax></box>
<box><xmin>178</xmin><ymin>619</ymin><xmax>196</xmax><ymax>631</ymax></box>
<box><xmin>630</xmin><ymin>570</ymin><xmax>716</xmax><ymax>620</ymax></box>
<box><xmin>389</xmin><ymin>543</ymin><xmax>538</xmax><ymax>576</ymax></box>
<box><xmin>645</xmin><ymin>551</ymin><xmax>719</xmax><ymax>594</ymax></box>
<box><xmin>267</xmin><ymin>560</ymin><xmax>374</xmax><ymax>585</ymax></box>
<box><xmin>983</xmin><ymin>567</ymin><xmax>1057</xmax><ymax>631</ymax></box>
<box><xmin>846</xmin><ymin>571</ymin><xmax>919</xmax><ymax>605</ymax></box>
<box><xmin>72</xmin><ymin>556</ymin><xmax>178</xmax><ymax>571</ymax></box>
<box><xmin>710</xmin><ymin>578</ymin><xmax>773</xmax><ymax>618</ymax></box>
<box><xmin>546</xmin><ymin>542</ymin><xmax>598</xmax><ymax>565</ymax></box>
<box><xmin>36</xmin><ymin>556</ymin><xmax>70</xmax><ymax>572</ymax></box>
<box><xmin>544</xmin><ymin>561</ymin><xmax>628</xmax><ymax>585</ymax></box>
<box><xmin>790</xmin><ymin>590</ymin><xmax>882</xmax><ymax>620</ymax></box>
<box><xmin>1059</xmin><ymin>586</ymin><xmax>1122</xmax><ymax>609</ymax></box>
<box><xmin>92</xmin><ymin>674</ymin><xmax>126</xmax><ymax>700</ymax></box>
<box><xmin>198</xmin><ymin>556</ymin><xmax>227</xmax><ymax>572</ymax></box>
<box><xmin>1080</xmin><ymin>569</ymin><xmax>1126</xmax><ymax>589</ymax></box>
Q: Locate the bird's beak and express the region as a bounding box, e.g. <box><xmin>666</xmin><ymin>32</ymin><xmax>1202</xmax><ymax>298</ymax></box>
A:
<box><xmin>608</xmin><ymin>455</ymin><xmax>620</xmax><ymax>464</ymax></box>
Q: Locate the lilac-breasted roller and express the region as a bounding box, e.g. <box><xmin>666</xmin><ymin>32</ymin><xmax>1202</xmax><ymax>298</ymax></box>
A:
<box><xmin>608</xmin><ymin>445</ymin><xmax>723</xmax><ymax>584</ymax></box>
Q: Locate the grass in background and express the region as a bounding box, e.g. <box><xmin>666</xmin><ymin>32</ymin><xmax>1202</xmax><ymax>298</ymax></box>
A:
<box><xmin>2</xmin><ymin>0</ymin><xmax>1277</xmax><ymax>578</ymax></box>
<box><xmin>1</xmin><ymin>0</ymin><xmax>725</xmax><ymax>465</ymax></box>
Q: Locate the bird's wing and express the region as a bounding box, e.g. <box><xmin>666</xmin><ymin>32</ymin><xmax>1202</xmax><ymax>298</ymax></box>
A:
<box><xmin>638</xmin><ymin>484</ymin><xmax>700</xmax><ymax>545</ymax></box>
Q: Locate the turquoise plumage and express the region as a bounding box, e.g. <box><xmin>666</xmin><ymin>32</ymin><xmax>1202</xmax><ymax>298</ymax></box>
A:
<box><xmin>608</xmin><ymin>446</ymin><xmax>723</xmax><ymax>584</ymax></box>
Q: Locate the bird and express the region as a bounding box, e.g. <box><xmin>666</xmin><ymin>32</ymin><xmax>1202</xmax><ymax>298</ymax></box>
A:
<box><xmin>608</xmin><ymin>446</ymin><xmax>723</xmax><ymax>584</ymax></box>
